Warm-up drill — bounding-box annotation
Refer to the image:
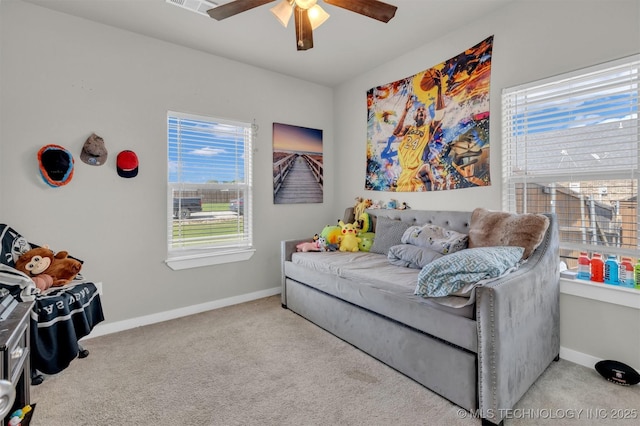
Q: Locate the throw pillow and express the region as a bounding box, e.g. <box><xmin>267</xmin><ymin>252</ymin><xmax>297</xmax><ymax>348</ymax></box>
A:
<box><xmin>468</xmin><ymin>208</ymin><xmax>549</xmax><ymax>259</ymax></box>
<box><xmin>401</xmin><ymin>224</ymin><xmax>468</xmax><ymax>255</ymax></box>
<box><xmin>369</xmin><ymin>217</ymin><xmax>411</xmax><ymax>255</ymax></box>
<box><xmin>415</xmin><ymin>246</ymin><xmax>524</xmax><ymax>297</ymax></box>
<box><xmin>387</xmin><ymin>244</ymin><xmax>444</xmax><ymax>269</ymax></box>
<box><xmin>0</xmin><ymin>224</ymin><xmax>31</xmax><ymax>267</ymax></box>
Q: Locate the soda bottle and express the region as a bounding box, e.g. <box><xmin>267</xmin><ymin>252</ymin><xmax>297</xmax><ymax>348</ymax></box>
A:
<box><xmin>619</xmin><ymin>257</ymin><xmax>634</xmax><ymax>288</ymax></box>
<box><xmin>576</xmin><ymin>252</ymin><xmax>591</xmax><ymax>280</ymax></box>
<box><xmin>604</xmin><ymin>255</ymin><xmax>619</xmax><ymax>285</ymax></box>
<box><xmin>635</xmin><ymin>259</ymin><xmax>640</xmax><ymax>289</ymax></box>
<box><xmin>590</xmin><ymin>253</ymin><xmax>604</xmax><ymax>283</ymax></box>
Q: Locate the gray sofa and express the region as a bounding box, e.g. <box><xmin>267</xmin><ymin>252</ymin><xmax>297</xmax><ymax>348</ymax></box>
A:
<box><xmin>281</xmin><ymin>208</ymin><xmax>560</xmax><ymax>425</ymax></box>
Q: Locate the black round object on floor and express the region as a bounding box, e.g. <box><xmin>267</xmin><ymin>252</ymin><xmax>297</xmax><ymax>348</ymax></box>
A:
<box><xmin>595</xmin><ymin>360</ymin><xmax>640</xmax><ymax>386</ymax></box>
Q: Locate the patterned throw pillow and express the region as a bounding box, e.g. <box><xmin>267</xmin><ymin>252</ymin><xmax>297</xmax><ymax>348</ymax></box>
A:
<box><xmin>415</xmin><ymin>246</ymin><xmax>524</xmax><ymax>297</ymax></box>
<box><xmin>401</xmin><ymin>224</ymin><xmax>468</xmax><ymax>255</ymax></box>
<box><xmin>370</xmin><ymin>217</ymin><xmax>411</xmax><ymax>255</ymax></box>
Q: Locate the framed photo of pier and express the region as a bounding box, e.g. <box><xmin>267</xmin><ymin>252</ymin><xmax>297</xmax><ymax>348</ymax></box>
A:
<box><xmin>272</xmin><ymin>122</ymin><xmax>323</xmax><ymax>204</ymax></box>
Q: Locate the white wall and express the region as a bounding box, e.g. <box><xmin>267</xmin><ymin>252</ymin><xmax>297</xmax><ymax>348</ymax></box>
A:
<box><xmin>0</xmin><ymin>0</ymin><xmax>337</xmax><ymax>324</ymax></box>
<box><xmin>333</xmin><ymin>0</ymin><xmax>640</xmax><ymax>368</ymax></box>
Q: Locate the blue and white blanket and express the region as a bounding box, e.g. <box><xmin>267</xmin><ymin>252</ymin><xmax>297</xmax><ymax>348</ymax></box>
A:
<box><xmin>0</xmin><ymin>224</ymin><xmax>104</xmax><ymax>375</ymax></box>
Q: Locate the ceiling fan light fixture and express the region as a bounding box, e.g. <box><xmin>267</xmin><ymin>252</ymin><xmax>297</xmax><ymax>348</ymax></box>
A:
<box><xmin>270</xmin><ymin>0</ymin><xmax>294</xmax><ymax>27</ymax></box>
<box><xmin>308</xmin><ymin>4</ymin><xmax>329</xmax><ymax>30</ymax></box>
<box><xmin>294</xmin><ymin>0</ymin><xmax>317</xmax><ymax>10</ymax></box>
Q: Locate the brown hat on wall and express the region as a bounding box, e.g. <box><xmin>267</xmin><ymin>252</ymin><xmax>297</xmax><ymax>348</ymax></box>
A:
<box><xmin>80</xmin><ymin>133</ymin><xmax>108</xmax><ymax>166</ymax></box>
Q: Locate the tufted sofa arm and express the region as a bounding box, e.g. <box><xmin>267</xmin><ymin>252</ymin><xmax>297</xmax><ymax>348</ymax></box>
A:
<box><xmin>475</xmin><ymin>213</ymin><xmax>560</xmax><ymax>425</ymax></box>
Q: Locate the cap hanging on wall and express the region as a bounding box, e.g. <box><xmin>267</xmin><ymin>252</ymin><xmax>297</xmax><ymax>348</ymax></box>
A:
<box><xmin>80</xmin><ymin>133</ymin><xmax>108</xmax><ymax>166</ymax></box>
<box><xmin>117</xmin><ymin>150</ymin><xmax>138</xmax><ymax>178</ymax></box>
<box><xmin>38</xmin><ymin>144</ymin><xmax>74</xmax><ymax>187</ymax></box>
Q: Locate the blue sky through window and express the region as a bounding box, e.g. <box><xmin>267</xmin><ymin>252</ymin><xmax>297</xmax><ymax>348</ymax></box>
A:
<box><xmin>512</xmin><ymin>92</ymin><xmax>638</xmax><ymax>135</ymax></box>
<box><xmin>168</xmin><ymin>116</ymin><xmax>247</xmax><ymax>184</ymax></box>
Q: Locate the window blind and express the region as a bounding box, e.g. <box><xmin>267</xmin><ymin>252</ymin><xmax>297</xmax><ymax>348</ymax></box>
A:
<box><xmin>167</xmin><ymin>111</ymin><xmax>253</xmax><ymax>254</ymax></box>
<box><xmin>502</xmin><ymin>55</ymin><xmax>639</xmax><ymax>260</ymax></box>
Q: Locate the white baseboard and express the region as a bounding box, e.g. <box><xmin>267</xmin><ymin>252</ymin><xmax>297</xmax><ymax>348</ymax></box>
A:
<box><xmin>559</xmin><ymin>346</ymin><xmax>640</xmax><ymax>372</ymax></box>
<box><xmin>84</xmin><ymin>286</ymin><xmax>281</xmax><ymax>339</ymax></box>
<box><xmin>559</xmin><ymin>346</ymin><xmax>600</xmax><ymax>370</ymax></box>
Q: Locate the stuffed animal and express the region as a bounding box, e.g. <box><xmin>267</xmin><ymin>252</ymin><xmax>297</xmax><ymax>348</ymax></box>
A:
<box><xmin>320</xmin><ymin>224</ymin><xmax>342</xmax><ymax>246</ymax></box>
<box><xmin>32</xmin><ymin>274</ymin><xmax>54</xmax><ymax>292</ymax></box>
<box><xmin>296</xmin><ymin>241</ymin><xmax>321</xmax><ymax>252</ymax></box>
<box><xmin>357</xmin><ymin>212</ymin><xmax>373</xmax><ymax>233</ymax></box>
<box><xmin>354</xmin><ymin>197</ymin><xmax>372</xmax><ymax>220</ymax></box>
<box><xmin>317</xmin><ymin>237</ymin><xmax>338</xmax><ymax>252</ymax></box>
<box><xmin>338</xmin><ymin>220</ymin><xmax>361</xmax><ymax>252</ymax></box>
<box><xmin>358</xmin><ymin>232</ymin><xmax>375</xmax><ymax>252</ymax></box>
<box><xmin>15</xmin><ymin>246</ymin><xmax>82</xmax><ymax>287</ymax></box>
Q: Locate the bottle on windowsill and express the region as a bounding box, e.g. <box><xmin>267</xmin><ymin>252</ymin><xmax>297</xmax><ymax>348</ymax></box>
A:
<box><xmin>634</xmin><ymin>259</ymin><xmax>640</xmax><ymax>290</ymax></box>
<box><xmin>604</xmin><ymin>255</ymin><xmax>619</xmax><ymax>285</ymax></box>
<box><xmin>619</xmin><ymin>257</ymin><xmax>634</xmax><ymax>288</ymax></box>
<box><xmin>591</xmin><ymin>252</ymin><xmax>604</xmax><ymax>283</ymax></box>
<box><xmin>576</xmin><ymin>252</ymin><xmax>591</xmax><ymax>280</ymax></box>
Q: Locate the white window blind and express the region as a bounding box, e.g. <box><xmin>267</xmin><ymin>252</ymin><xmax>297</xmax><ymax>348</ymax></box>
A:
<box><xmin>167</xmin><ymin>111</ymin><xmax>253</xmax><ymax>257</ymax></box>
<box><xmin>502</xmin><ymin>55</ymin><xmax>639</xmax><ymax>262</ymax></box>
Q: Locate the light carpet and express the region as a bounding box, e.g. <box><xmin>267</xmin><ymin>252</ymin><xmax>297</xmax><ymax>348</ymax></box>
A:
<box><xmin>30</xmin><ymin>296</ymin><xmax>639</xmax><ymax>425</ymax></box>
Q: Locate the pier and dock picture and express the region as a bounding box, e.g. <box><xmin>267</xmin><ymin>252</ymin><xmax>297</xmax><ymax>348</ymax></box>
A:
<box><xmin>273</xmin><ymin>123</ymin><xmax>323</xmax><ymax>204</ymax></box>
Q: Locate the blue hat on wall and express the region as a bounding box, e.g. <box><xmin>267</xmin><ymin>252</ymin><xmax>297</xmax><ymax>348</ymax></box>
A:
<box><xmin>38</xmin><ymin>144</ymin><xmax>74</xmax><ymax>187</ymax></box>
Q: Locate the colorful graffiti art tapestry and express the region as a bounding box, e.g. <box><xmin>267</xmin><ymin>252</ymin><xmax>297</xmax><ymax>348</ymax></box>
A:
<box><xmin>366</xmin><ymin>36</ymin><xmax>493</xmax><ymax>192</ymax></box>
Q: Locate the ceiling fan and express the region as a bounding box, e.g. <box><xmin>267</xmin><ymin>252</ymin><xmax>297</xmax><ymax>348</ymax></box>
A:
<box><xmin>207</xmin><ymin>0</ymin><xmax>398</xmax><ymax>51</ymax></box>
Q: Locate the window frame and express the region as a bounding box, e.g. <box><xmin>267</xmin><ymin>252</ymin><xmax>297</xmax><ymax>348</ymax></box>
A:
<box><xmin>165</xmin><ymin>111</ymin><xmax>254</xmax><ymax>270</ymax></box>
<box><xmin>502</xmin><ymin>54</ymin><xmax>640</xmax><ymax>265</ymax></box>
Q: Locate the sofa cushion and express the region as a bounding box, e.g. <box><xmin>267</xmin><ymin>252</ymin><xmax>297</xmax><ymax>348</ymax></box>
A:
<box><xmin>387</xmin><ymin>244</ymin><xmax>443</xmax><ymax>269</ymax></box>
<box><xmin>468</xmin><ymin>208</ymin><xmax>549</xmax><ymax>259</ymax></box>
<box><xmin>415</xmin><ymin>246</ymin><xmax>524</xmax><ymax>297</ymax></box>
<box><xmin>370</xmin><ymin>217</ymin><xmax>411</xmax><ymax>255</ymax></box>
<box><xmin>287</xmin><ymin>251</ymin><xmax>478</xmax><ymax>349</ymax></box>
<box><xmin>401</xmin><ymin>224</ymin><xmax>468</xmax><ymax>255</ymax></box>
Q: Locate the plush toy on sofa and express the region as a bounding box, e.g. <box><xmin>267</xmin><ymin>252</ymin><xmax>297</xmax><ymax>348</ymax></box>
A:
<box><xmin>357</xmin><ymin>212</ymin><xmax>373</xmax><ymax>233</ymax></box>
<box><xmin>338</xmin><ymin>220</ymin><xmax>361</xmax><ymax>252</ymax></box>
<box><xmin>296</xmin><ymin>241</ymin><xmax>321</xmax><ymax>252</ymax></box>
<box><xmin>320</xmin><ymin>224</ymin><xmax>342</xmax><ymax>246</ymax></box>
<box><xmin>354</xmin><ymin>197</ymin><xmax>372</xmax><ymax>220</ymax></box>
<box><xmin>15</xmin><ymin>246</ymin><xmax>82</xmax><ymax>288</ymax></box>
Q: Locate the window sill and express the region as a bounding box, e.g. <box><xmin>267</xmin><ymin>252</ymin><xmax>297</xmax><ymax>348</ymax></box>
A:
<box><xmin>165</xmin><ymin>248</ymin><xmax>255</xmax><ymax>270</ymax></box>
<box><xmin>560</xmin><ymin>277</ymin><xmax>640</xmax><ymax>309</ymax></box>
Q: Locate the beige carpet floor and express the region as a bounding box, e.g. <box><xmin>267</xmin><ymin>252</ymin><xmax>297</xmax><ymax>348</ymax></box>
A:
<box><xmin>30</xmin><ymin>295</ymin><xmax>639</xmax><ymax>425</ymax></box>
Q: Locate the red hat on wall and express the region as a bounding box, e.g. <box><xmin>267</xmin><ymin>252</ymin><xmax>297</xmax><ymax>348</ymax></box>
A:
<box><xmin>117</xmin><ymin>150</ymin><xmax>138</xmax><ymax>178</ymax></box>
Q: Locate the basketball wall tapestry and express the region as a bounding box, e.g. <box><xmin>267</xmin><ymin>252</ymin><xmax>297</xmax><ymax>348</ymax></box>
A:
<box><xmin>366</xmin><ymin>36</ymin><xmax>493</xmax><ymax>192</ymax></box>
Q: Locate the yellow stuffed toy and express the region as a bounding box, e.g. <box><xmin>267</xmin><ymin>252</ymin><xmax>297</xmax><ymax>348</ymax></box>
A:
<box><xmin>338</xmin><ymin>220</ymin><xmax>361</xmax><ymax>252</ymax></box>
<box><xmin>354</xmin><ymin>197</ymin><xmax>372</xmax><ymax>221</ymax></box>
<box><xmin>357</xmin><ymin>212</ymin><xmax>373</xmax><ymax>233</ymax></box>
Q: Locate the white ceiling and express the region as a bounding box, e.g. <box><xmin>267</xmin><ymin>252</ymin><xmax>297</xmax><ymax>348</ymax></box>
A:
<box><xmin>22</xmin><ymin>0</ymin><xmax>515</xmax><ymax>87</ymax></box>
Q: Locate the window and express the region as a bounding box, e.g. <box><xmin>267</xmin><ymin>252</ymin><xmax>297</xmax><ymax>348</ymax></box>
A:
<box><xmin>166</xmin><ymin>111</ymin><xmax>254</xmax><ymax>270</ymax></box>
<box><xmin>502</xmin><ymin>55</ymin><xmax>639</xmax><ymax>271</ymax></box>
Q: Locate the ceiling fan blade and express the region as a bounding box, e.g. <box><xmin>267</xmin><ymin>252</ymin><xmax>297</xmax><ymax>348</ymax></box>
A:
<box><xmin>294</xmin><ymin>8</ymin><xmax>313</xmax><ymax>51</ymax></box>
<box><xmin>323</xmin><ymin>0</ymin><xmax>397</xmax><ymax>23</ymax></box>
<box><xmin>207</xmin><ymin>0</ymin><xmax>275</xmax><ymax>21</ymax></box>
